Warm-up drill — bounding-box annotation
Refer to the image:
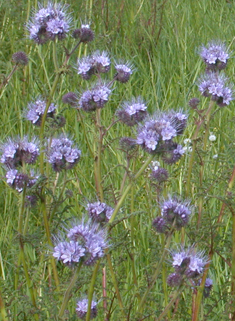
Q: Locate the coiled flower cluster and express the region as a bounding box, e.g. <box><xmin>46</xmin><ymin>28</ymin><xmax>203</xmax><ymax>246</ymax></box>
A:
<box><xmin>86</xmin><ymin>201</ymin><xmax>114</xmax><ymax>223</ymax></box>
<box><xmin>53</xmin><ymin>219</ymin><xmax>108</xmax><ymax>266</ymax></box>
<box><xmin>136</xmin><ymin>110</ymin><xmax>187</xmax><ymax>163</ymax></box>
<box><xmin>27</xmin><ymin>2</ymin><xmax>71</xmax><ymax>44</ymax></box>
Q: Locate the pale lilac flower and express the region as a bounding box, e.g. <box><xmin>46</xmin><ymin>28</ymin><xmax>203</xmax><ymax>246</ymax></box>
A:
<box><xmin>114</xmin><ymin>61</ymin><xmax>133</xmax><ymax>83</ymax></box>
<box><xmin>77</xmin><ymin>56</ymin><xmax>94</xmax><ymax>80</ymax></box>
<box><xmin>116</xmin><ymin>97</ymin><xmax>147</xmax><ymax>126</ymax></box>
<box><xmin>76</xmin><ymin>298</ymin><xmax>97</xmax><ymax>320</ymax></box>
<box><xmin>47</xmin><ymin>136</ymin><xmax>81</xmax><ymax>172</ymax></box>
<box><xmin>25</xmin><ymin>98</ymin><xmax>57</xmax><ymax>126</ymax></box>
<box><xmin>86</xmin><ymin>201</ymin><xmax>113</xmax><ymax>223</ymax></box>
<box><xmin>53</xmin><ymin>241</ymin><xmax>85</xmax><ymax>265</ymax></box>
<box><xmin>27</xmin><ymin>2</ymin><xmax>71</xmax><ymax>44</ymax></box>
<box><xmin>92</xmin><ymin>51</ymin><xmax>110</xmax><ymax>73</ymax></box>
<box><xmin>79</xmin><ymin>84</ymin><xmax>111</xmax><ymax>112</ymax></box>
<box><xmin>1</xmin><ymin>137</ymin><xmax>39</xmax><ymax>168</ymax></box>
<box><xmin>198</xmin><ymin>72</ymin><xmax>233</xmax><ymax>107</ymax></box>
<box><xmin>66</xmin><ymin>219</ymin><xmax>108</xmax><ymax>265</ymax></box>
<box><xmin>200</xmin><ymin>41</ymin><xmax>229</xmax><ymax>70</ymax></box>
<box><xmin>171</xmin><ymin>246</ymin><xmax>208</xmax><ymax>279</ymax></box>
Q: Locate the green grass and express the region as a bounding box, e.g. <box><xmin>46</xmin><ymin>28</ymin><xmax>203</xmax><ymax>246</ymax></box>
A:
<box><xmin>0</xmin><ymin>0</ymin><xmax>235</xmax><ymax>320</ymax></box>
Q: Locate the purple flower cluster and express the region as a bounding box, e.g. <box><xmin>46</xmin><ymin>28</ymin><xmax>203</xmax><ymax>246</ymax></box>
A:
<box><xmin>6</xmin><ymin>169</ymin><xmax>38</xmax><ymax>192</ymax></box>
<box><xmin>72</xmin><ymin>24</ymin><xmax>94</xmax><ymax>43</ymax></box>
<box><xmin>27</xmin><ymin>2</ymin><xmax>71</xmax><ymax>44</ymax></box>
<box><xmin>116</xmin><ymin>97</ymin><xmax>147</xmax><ymax>126</ymax></box>
<box><xmin>167</xmin><ymin>246</ymin><xmax>208</xmax><ymax>287</ymax></box>
<box><xmin>136</xmin><ymin>110</ymin><xmax>187</xmax><ymax>162</ymax></box>
<box><xmin>25</xmin><ymin>98</ymin><xmax>57</xmax><ymax>126</ymax></box>
<box><xmin>200</xmin><ymin>41</ymin><xmax>229</xmax><ymax>71</ymax></box>
<box><xmin>0</xmin><ymin>136</ymin><xmax>39</xmax><ymax>169</ymax></box>
<box><xmin>153</xmin><ymin>196</ymin><xmax>192</xmax><ymax>233</ymax></box>
<box><xmin>53</xmin><ymin>219</ymin><xmax>108</xmax><ymax>266</ymax></box>
<box><xmin>76</xmin><ymin>298</ymin><xmax>97</xmax><ymax>320</ymax></box>
<box><xmin>79</xmin><ymin>83</ymin><xmax>111</xmax><ymax>112</ymax></box>
<box><xmin>114</xmin><ymin>61</ymin><xmax>133</xmax><ymax>83</ymax></box>
<box><xmin>47</xmin><ymin>136</ymin><xmax>81</xmax><ymax>172</ymax></box>
<box><xmin>86</xmin><ymin>201</ymin><xmax>113</xmax><ymax>223</ymax></box>
<box><xmin>198</xmin><ymin>72</ymin><xmax>233</xmax><ymax>107</ymax></box>
<box><xmin>77</xmin><ymin>51</ymin><xmax>111</xmax><ymax>79</ymax></box>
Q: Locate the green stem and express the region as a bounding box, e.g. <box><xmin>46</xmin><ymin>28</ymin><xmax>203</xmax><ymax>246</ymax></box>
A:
<box><xmin>94</xmin><ymin>109</ymin><xmax>104</xmax><ymax>201</ymax></box>
<box><xmin>106</xmin><ymin>253</ymin><xmax>125</xmax><ymax>315</ymax></box>
<box><xmin>86</xmin><ymin>260</ymin><xmax>100</xmax><ymax>321</ymax></box>
<box><xmin>58</xmin><ymin>262</ymin><xmax>83</xmax><ymax>319</ymax></box>
<box><xmin>0</xmin><ymin>288</ymin><xmax>8</xmax><ymax>321</ymax></box>
<box><xmin>156</xmin><ymin>285</ymin><xmax>184</xmax><ymax>321</ymax></box>
<box><xmin>109</xmin><ymin>155</ymin><xmax>154</xmax><ymax>224</ymax></box>
<box><xmin>231</xmin><ymin>210</ymin><xmax>235</xmax><ymax>320</ymax></box>
<box><xmin>137</xmin><ymin>233</ymin><xmax>172</xmax><ymax>313</ymax></box>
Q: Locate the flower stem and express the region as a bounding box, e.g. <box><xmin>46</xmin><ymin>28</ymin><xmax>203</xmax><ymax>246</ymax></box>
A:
<box><xmin>58</xmin><ymin>262</ymin><xmax>83</xmax><ymax>319</ymax></box>
<box><xmin>86</xmin><ymin>260</ymin><xmax>100</xmax><ymax>321</ymax></box>
<box><xmin>109</xmin><ymin>155</ymin><xmax>154</xmax><ymax>224</ymax></box>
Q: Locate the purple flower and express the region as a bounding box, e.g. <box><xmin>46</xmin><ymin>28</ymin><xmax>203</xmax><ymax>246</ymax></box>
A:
<box><xmin>77</xmin><ymin>56</ymin><xmax>95</xmax><ymax>80</ymax></box>
<box><xmin>116</xmin><ymin>97</ymin><xmax>147</xmax><ymax>126</ymax></box>
<box><xmin>25</xmin><ymin>98</ymin><xmax>57</xmax><ymax>126</ymax></box>
<box><xmin>114</xmin><ymin>61</ymin><xmax>133</xmax><ymax>83</ymax></box>
<box><xmin>12</xmin><ymin>51</ymin><xmax>28</xmax><ymax>66</ymax></box>
<box><xmin>86</xmin><ymin>201</ymin><xmax>113</xmax><ymax>223</ymax></box>
<box><xmin>162</xmin><ymin>143</ymin><xmax>185</xmax><ymax>164</ymax></box>
<box><xmin>136</xmin><ymin>111</ymin><xmax>187</xmax><ymax>154</ymax></box>
<box><xmin>27</xmin><ymin>2</ymin><xmax>71</xmax><ymax>44</ymax></box>
<box><xmin>76</xmin><ymin>298</ymin><xmax>97</xmax><ymax>320</ymax></box>
<box><xmin>72</xmin><ymin>24</ymin><xmax>94</xmax><ymax>43</ymax></box>
<box><xmin>77</xmin><ymin>51</ymin><xmax>110</xmax><ymax>79</ymax></box>
<box><xmin>79</xmin><ymin>83</ymin><xmax>111</xmax><ymax>112</ymax></box>
<box><xmin>5</xmin><ymin>169</ymin><xmax>39</xmax><ymax>192</ymax></box>
<box><xmin>66</xmin><ymin>219</ymin><xmax>108</xmax><ymax>265</ymax></box>
<box><xmin>200</xmin><ymin>41</ymin><xmax>229</xmax><ymax>71</ymax></box>
<box><xmin>160</xmin><ymin>196</ymin><xmax>192</xmax><ymax>229</ymax></box>
<box><xmin>198</xmin><ymin>73</ymin><xmax>233</xmax><ymax>107</ymax></box>
<box><xmin>1</xmin><ymin>136</ymin><xmax>39</xmax><ymax>168</ymax></box>
<box><xmin>171</xmin><ymin>246</ymin><xmax>208</xmax><ymax>279</ymax></box>
<box><xmin>47</xmin><ymin>135</ymin><xmax>81</xmax><ymax>172</ymax></box>
<box><xmin>53</xmin><ymin>241</ymin><xmax>85</xmax><ymax>265</ymax></box>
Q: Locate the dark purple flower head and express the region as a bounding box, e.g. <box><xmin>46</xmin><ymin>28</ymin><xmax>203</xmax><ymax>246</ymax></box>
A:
<box><xmin>1</xmin><ymin>136</ymin><xmax>39</xmax><ymax>168</ymax></box>
<box><xmin>167</xmin><ymin>272</ymin><xmax>183</xmax><ymax>287</ymax></box>
<box><xmin>150</xmin><ymin>166</ymin><xmax>169</xmax><ymax>184</ymax></box>
<box><xmin>72</xmin><ymin>24</ymin><xmax>94</xmax><ymax>43</ymax></box>
<box><xmin>116</xmin><ymin>97</ymin><xmax>147</xmax><ymax>126</ymax></box>
<box><xmin>160</xmin><ymin>196</ymin><xmax>192</xmax><ymax>229</ymax></box>
<box><xmin>119</xmin><ymin>137</ymin><xmax>137</xmax><ymax>152</ymax></box>
<box><xmin>25</xmin><ymin>98</ymin><xmax>57</xmax><ymax>126</ymax></box>
<box><xmin>62</xmin><ymin>92</ymin><xmax>79</xmax><ymax>107</ymax></box>
<box><xmin>12</xmin><ymin>51</ymin><xmax>29</xmax><ymax>66</ymax></box>
<box><xmin>27</xmin><ymin>2</ymin><xmax>71</xmax><ymax>44</ymax></box>
<box><xmin>47</xmin><ymin>135</ymin><xmax>81</xmax><ymax>172</ymax></box>
<box><xmin>162</xmin><ymin>143</ymin><xmax>185</xmax><ymax>165</ymax></box>
<box><xmin>79</xmin><ymin>83</ymin><xmax>111</xmax><ymax>112</ymax></box>
<box><xmin>76</xmin><ymin>298</ymin><xmax>97</xmax><ymax>320</ymax></box>
<box><xmin>152</xmin><ymin>217</ymin><xmax>168</xmax><ymax>234</ymax></box>
<box><xmin>86</xmin><ymin>201</ymin><xmax>113</xmax><ymax>223</ymax></box>
<box><xmin>198</xmin><ymin>72</ymin><xmax>233</xmax><ymax>107</ymax></box>
<box><xmin>114</xmin><ymin>61</ymin><xmax>133</xmax><ymax>83</ymax></box>
<box><xmin>200</xmin><ymin>41</ymin><xmax>229</xmax><ymax>71</ymax></box>
<box><xmin>171</xmin><ymin>246</ymin><xmax>208</xmax><ymax>279</ymax></box>
<box><xmin>66</xmin><ymin>219</ymin><xmax>108</xmax><ymax>265</ymax></box>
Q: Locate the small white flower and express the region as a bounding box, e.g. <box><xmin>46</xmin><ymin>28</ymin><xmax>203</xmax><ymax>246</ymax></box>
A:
<box><xmin>209</xmin><ymin>134</ymin><xmax>216</xmax><ymax>142</ymax></box>
<box><xmin>184</xmin><ymin>138</ymin><xmax>191</xmax><ymax>145</ymax></box>
<box><xmin>213</xmin><ymin>154</ymin><xmax>218</xmax><ymax>159</ymax></box>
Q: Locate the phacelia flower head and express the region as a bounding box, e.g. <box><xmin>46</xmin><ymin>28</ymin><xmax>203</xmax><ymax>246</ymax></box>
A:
<box><xmin>136</xmin><ymin>110</ymin><xmax>187</xmax><ymax>155</ymax></box>
<box><xmin>198</xmin><ymin>72</ymin><xmax>233</xmax><ymax>107</ymax></box>
<box><xmin>72</xmin><ymin>24</ymin><xmax>94</xmax><ymax>43</ymax></box>
<box><xmin>1</xmin><ymin>136</ymin><xmax>39</xmax><ymax>168</ymax></box>
<box><xmin>27</xmin><ymin>2</ymin><xmax>71</xmax><ymax>44</ymax></box>
<box><xmin>62</xmin><ymin>92</ymin><xmax>79</xmax><ymax>107</ymax></box>
<box><xmin>200</xmin><ymin>41</ymin><xmax>229</xmax><ymax>71</ymax></box>
<box><xmin>114</xmin><ymin>61</ymin><xmax>133</xmax><ymax>83</ymax></box>
<box><xmin>25</xmin><ymin>98</ymin><xmax>57</xmax><ymax>126</ymax></box>
<box><xmin>76</xmin><ymin>298</ymin><xmax>97</xmax><ymax>320</ymax></box>
<box><xmin>86</xmin><ymin>201</ymin><xmax>114</xmax><ymax>223</ymax></box>
<box><xmin>171</xmin><ymin>246</ymin><xmax>208</xmax><ymax>279</ymax></box>
<box><xmin>150</xmin><ymin>166</ymin><xmax>169</xmax><ymax>184</ymax></box>
<box><xmin>79</xmin><ymin>83</ymin><xmax>112</xmax><ymax>112</ymax></box>
<box><xmin>162</xmin><ymin>142</ymin><xmax>185</xmax><ymax>165</ymax></box>
<box><xmin>12</xmin><ymin>51</ymin><xmax>29</xmax><ymax>66</ymax></box>
<box><xmin>53</xmin><ymin>240</ymin><xmax>85</xmax><ymax>264</ymax></box>
<box><xmin>160</xmin><ymin>196</ymin><xmax>192</xmax><ymax>229</ymax></box>
<box><xmin>5</xmin><ymin>169</ymin><xmax>39</xmax><ymax>192</ymax></box>
<box><xmin>47</xmin><ymin>135</ymin><xmax>81</xmax><ymax>172</ymax></box>
<box><xmin>116</xmin><ymin>97</ymin><xmax>147</xmax><ymax>126</ymax></box>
